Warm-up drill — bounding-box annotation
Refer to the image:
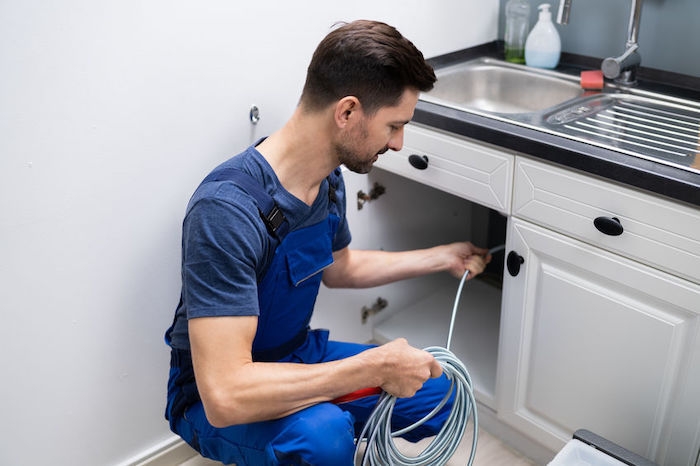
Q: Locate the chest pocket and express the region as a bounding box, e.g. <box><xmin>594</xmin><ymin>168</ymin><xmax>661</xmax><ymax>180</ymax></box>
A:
<box><xmin>253</xmin><ymin>214</ymin><xmax>339</xmax><ymax>356</ymax></box>
<box><xmin>285</xmin><ymin>225</ymin><xmax>335</xmax><ymax>286</ymax></box>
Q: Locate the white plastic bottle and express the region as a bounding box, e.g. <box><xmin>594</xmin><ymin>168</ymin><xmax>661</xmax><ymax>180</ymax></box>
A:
<box><xmin>524</xmin><ymin>3</ymin><xmax>561</xmax><ymax>69</ymax></box>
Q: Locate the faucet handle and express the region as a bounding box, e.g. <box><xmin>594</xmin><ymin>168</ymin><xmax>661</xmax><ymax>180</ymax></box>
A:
<box><xmin>601</xmin><ymin>44</ymin><xmax>640</xmax><ymax>81</ymax></box>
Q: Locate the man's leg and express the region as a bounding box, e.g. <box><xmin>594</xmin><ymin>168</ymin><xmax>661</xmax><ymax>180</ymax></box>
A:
<box><xmin>168</xmin><ymin>333</ymin><xmax>452</xmax><ymax>464</ymax></box>
<box><xmin>176</xmin><ymin>401</ymin><xmax>356</xmax><ymax>466</ymax></box>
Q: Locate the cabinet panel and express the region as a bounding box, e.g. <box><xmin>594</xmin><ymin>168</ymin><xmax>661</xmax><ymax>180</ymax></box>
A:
<box><xmin>374</xmin><ymin>123</ymin><xmax>514</xmax><ymax>214</ymax></box>
<box><xmin>498</xmin><ymin>218</ymin><xmax>700</xmax><ymax>465</ymax></box>
<box><xmin>513</xmin><ymin>157</ymin><xmax>700</xmax><ymax>285</ymax></box>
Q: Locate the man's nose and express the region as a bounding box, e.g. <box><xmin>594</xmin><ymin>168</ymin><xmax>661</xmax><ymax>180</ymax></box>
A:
<box><xmin>388</xmin><ymin>127</ymin><xmax>404</xmax><ymax>151</ymax></box>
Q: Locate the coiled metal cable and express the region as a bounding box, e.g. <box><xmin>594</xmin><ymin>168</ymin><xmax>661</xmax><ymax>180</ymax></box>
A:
<box><xmin>355</xmin><ymin>345</ymin><xmax>478</xmax><ymax>465</ymax></box>
<box><xmin>354</xmin><ymin>244</ymin><xmax>505</xmax><ymax>465</ymax></box>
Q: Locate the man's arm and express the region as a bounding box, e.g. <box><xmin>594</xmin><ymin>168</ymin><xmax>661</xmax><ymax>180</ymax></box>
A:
<box><xmin>190</xmin><ymin>241</ymin><xmax>488</xmax><ymax>428</ymax></box>
<box><xmin>189</xmin><ymin>315</ymin><xmax>441</xmax><ymax>428</ymax></box>
<box><xmin>322</xmin><ymin>241</ymin><xmax>490</xmax><ymax>289</ymax></box>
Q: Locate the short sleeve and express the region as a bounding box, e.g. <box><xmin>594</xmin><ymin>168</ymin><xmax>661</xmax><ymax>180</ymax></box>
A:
<box><xmin>181</xmin><ymin>194</ymin><xmax>265</xmax><ymax>319</ymax></box>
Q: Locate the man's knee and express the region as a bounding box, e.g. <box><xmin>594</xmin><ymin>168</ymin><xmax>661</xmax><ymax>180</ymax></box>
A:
<box><xmin>271</xmin><ymin>403</ymin><xmax>356</xmax><ymax>465</ymax></box>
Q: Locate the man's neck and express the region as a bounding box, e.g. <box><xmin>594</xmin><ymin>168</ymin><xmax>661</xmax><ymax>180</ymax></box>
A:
<box><xmin>256</xmin><ymin>108</ymin><xmax>338</xmax><ymax>206</ymax></box>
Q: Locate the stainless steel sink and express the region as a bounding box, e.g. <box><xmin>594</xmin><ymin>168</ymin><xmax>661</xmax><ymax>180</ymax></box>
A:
<box><xmin>544</xmin><ymin>93</ymin><xmax>700</xmax><ymax>172</ymax></box>
<box><xmin>421</xmin><ymin>57</ymin><xmax>700</xmax><ymax>174</ymax></box>
<box><xmin>422</xmin><ymin>57</ymin><xmax>584</xmax><ymax>114</ymax></box>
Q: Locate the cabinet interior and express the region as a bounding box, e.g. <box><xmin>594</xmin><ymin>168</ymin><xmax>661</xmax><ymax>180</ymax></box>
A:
<box><xmin>313</xmin><ymin>167</ymin><xmax>506</xmax><ymax>409</ymax></box>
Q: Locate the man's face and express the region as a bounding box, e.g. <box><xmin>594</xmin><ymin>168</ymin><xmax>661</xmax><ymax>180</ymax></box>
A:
<box><xmin>336</xmin><ymin>88</ymin><xmax>419</xmax><ymax>174</ymax></box>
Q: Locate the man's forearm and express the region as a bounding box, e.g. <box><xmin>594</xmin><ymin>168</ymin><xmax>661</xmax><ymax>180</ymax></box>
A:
<box><xmin>322</xmin><ymin>248</ymin><xmax>447</xmax><ymax>289</ymax></box>
<box><xmin>194</xmin><ymin>336</ymin><xmax>438</xmax><ymax>428</ymax></box>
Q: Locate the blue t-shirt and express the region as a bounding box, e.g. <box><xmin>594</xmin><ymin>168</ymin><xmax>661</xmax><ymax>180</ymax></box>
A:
<box><xmin>167</xmin><ymin>145</ymin><xmax>351</xmax><ymax>350</ymax></box>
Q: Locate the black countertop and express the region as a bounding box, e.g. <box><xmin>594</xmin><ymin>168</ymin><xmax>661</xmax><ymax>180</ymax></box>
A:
<box><xmin>415</xmin><ymin>42</ymin><xmax>700</xmax><ymax>207</ymax></box>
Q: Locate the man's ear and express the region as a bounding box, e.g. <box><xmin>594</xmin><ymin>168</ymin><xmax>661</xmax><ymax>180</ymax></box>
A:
<box><xmin>334</xmin><ymin>96</ymin><xmax>361</xmax><ymax>128</ymax></box>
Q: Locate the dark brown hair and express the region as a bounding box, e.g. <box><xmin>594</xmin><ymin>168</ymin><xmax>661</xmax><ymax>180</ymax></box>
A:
<box><xmin>300</xmin><ymin>20</ymin><xmax>436</xmax><ymax>115</ymax></box>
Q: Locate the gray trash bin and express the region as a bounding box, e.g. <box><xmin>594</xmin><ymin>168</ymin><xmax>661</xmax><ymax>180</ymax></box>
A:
<box><xmin>548</xmin><ymin>430</ymin><xmax>658</xmax><ymax>466</ymax></box>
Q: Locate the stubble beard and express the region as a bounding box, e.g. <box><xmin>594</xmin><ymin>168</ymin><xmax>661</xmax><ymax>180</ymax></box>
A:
<box><xmin>335</xmin><ymin>124</ymin><xmax>388</xmax><ymax>175</ymax></box>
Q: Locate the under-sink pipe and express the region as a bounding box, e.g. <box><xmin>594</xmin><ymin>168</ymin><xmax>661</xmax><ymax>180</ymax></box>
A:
<box><xmin>556</xmin><ymin>0</ymin><xmax>643</xmax><ymax>85</ymax></box>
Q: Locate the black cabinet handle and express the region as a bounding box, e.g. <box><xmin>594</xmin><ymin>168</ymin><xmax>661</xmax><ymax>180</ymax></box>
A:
<box><xmin>507</xmin><ymin>251</ymin><xmax>524</xmax><ymax>277</ymax></box>
<box><xmin>594</xmin><ymin>216</ymin><xmax>624</xmax><ymax>236</ymax></box>
<box><xmin>408</xmin><ymin>154</ymin><xmax>429</xmax><ymax>170</ymax></box>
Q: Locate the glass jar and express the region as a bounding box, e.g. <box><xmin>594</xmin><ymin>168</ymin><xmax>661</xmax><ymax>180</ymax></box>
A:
<box><xmin>504</xmin><ymin>0</ymin><xmax>531</xmax><ymax>64</ymax></box>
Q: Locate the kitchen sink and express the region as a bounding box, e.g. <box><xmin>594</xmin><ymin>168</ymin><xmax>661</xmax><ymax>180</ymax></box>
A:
<box><xmin>422</xmin><ymin>57</ymin><xmax>584</xmax><ymax>114</ymax></box>
<box><xmin>544</xmin><ymin>93</ymin><xmax>700</xmax><ymax>171</ymax></box>
<box><xmin>420</xmin><ymin>57</ymin><xmax>700</xmax><ymax>174</ymax></box>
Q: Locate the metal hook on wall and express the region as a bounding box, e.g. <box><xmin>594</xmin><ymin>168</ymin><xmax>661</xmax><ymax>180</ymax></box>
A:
<box><xmin>249</xmin><ymin>105</ymin><xmax>261</xmax><ymax>125</ymax></box>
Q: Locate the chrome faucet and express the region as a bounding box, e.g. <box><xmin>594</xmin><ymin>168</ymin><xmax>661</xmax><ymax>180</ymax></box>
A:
<box><xmin>556</xmin><ymin>0</ymin><xmax>573</xmax><ymax>24</ymax></box>
<box><xmin>556</xmin><ymin>0</ymin><xmax>643</xmax><ymax>85</ymax></box>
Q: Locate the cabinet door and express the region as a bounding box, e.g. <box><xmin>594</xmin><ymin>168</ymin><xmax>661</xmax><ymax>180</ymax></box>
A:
<box><xmin>497</xmin><ymin>218</ymin><xmax>700</xmax><ymax>465</ymax></box>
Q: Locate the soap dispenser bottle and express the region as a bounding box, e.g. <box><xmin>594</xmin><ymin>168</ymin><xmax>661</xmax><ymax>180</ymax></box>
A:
<box><xmin>525</xmin><ymin>3</ymin><xmax>561</xmax><ymax>69</ymax></box>
<box><xmin>504</xmin><ymin>0</ymin><xmax>531</xmax><ymax>64</ymax></box>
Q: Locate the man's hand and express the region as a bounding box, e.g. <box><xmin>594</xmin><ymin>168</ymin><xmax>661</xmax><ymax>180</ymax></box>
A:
<box><xmin>370</xmin><ymin>338</ymin><xmax>442</xmax><ymax>398</ymax></box>
<box><xmin>439</xmin><ymin>241</ymin><xmax>491</xmax><ymax>279</ymax></box>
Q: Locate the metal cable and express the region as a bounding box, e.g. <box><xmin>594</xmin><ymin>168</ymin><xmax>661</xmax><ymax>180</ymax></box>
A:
<box><xmin>354</xmin><ymin>244</ymin><xmax>505</xmax><ymax>465</ymax></box>
<box><xmin>355</xmin><ymin>345</ymin><xmax>478</xmax><ymax>466</ymax></box>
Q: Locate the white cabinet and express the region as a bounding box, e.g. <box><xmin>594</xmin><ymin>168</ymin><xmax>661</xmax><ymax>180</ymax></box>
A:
<box><xmin>313</xmin><ymin>125</ymin><xmax>509</xmax><ymax>409</ymax></box>
<box><xmin>499</xmin><ymin>158</ymin><xmax>700</xmax><ymax>465</ymax></box>
<box><xmin>374</xmin><ymin>123</ymin><xmax>514</xmax><ymax>214</ymax></box>
<box><xmin>512</xmin><ymin>158</ymin><xmax>700</xmax><ymax>285</ymax></box>
<box><xmin>315</xmin><ymin>123</ymin><xmax>700</xmax><ymax>465</ymax></box>
<box><xmin>366</xmin><ymin>124</ymin><xmax>513</xmax><ymax>408</ymax></box>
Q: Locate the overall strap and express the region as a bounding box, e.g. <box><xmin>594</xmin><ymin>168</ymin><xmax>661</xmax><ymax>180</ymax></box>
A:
<box><xmin>202</xmin><ymin>167</ymin><xmax>290</xmax><ymax>240</ymax></box>
<box><xmin>326</xmin><ymin>167</ymin><xmax>342</xmax><ymax>216</ymax></box>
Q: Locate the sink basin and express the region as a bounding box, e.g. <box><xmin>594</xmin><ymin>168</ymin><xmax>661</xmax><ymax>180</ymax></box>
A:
<box><xmin>422</xmin><ymin>57</ymin><xmax>584</xmax><ymax>114</ymax></box>
<box><xmin>420</xmin><ymin>56</ymin><xmax>700</xmax><ymax>175</ymax></box>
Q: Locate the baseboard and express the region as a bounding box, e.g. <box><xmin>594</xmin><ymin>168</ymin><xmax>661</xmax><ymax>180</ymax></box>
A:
<box><xmin>117</xmin><ymin>435</ymin><xmax>198</xmax><ymax>466</ymax></box>
<box><xmin>476</xmin><ymin>402</ymin><xmax>556</xmax><ymax>465</ymax></box>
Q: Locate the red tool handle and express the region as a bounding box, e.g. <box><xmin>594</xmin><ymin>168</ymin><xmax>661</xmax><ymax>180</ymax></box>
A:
<box><xmin>331</xmin><ymin>386</ymin><xmax>382</xmax><ymax>404</ymax></box>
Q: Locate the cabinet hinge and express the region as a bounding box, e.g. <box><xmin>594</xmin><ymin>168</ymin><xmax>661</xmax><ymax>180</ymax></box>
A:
<box><xmin>361</xmin><ymin>297</ymin><xmax>388</xmax><ymax>324</ymax></box>
<box><xmin>357</xmin><ymin>182</ymin><xmax>386</xmax><ymax>210</ymax></box>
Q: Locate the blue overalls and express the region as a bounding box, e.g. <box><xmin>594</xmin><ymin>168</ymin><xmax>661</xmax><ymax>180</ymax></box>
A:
<box><xmin>165</xmin><ymin>167</ymin><xmax>453</xmax><ymax>466</ymax></box>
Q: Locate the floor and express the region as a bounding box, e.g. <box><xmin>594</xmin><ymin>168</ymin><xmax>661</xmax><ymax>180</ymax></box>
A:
<box><xmin>178</xmin><ymin>426</ymin><xmax>536</xmax><ymax>465</ymax></box>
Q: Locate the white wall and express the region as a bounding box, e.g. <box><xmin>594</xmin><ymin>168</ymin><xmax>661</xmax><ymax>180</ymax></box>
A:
<box><xmin>0</xmin><ymin>1</ymin><xmax>498</xmax><ymax>464</ymax></box>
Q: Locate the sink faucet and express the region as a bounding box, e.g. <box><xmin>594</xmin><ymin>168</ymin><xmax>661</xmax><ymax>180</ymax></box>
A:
<box><xmin>556</xmin><ymin>0</ymin><xmax>643</xmax><ymax>85</ymax></box>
